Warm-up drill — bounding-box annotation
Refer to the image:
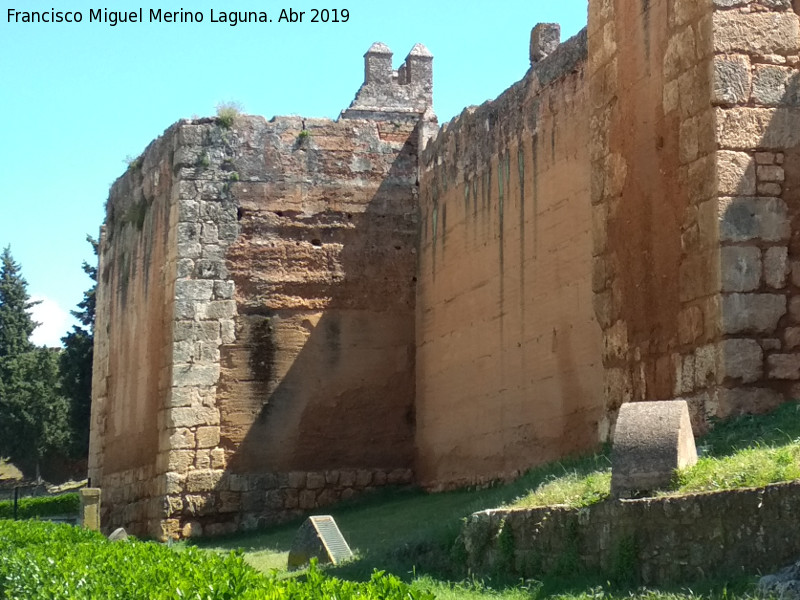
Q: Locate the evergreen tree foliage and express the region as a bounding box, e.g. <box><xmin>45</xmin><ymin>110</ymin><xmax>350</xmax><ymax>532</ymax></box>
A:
<box><xmin>0</xmin><ymin>246</ymin><xmax>70</xmax><ymax>477</ymax></box>
<box><xmin>0</xmin><ymin>246</ymin><xmax>37</xmax><ymax>358</ymax></box>
<box><xmin>60</xmin><ymin>236</ymin><xmax>97</xmax><ymax>458</ymax></box>
<box><xmin>0</xmin><ymin>348</ymin><xmax>70</xmax><ymax>476</ymax></box>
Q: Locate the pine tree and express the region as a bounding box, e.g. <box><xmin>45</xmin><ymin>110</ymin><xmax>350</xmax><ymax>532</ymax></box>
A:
<box><xmin>0</xmin><ymin>246</ymin><xmax>69</xmax><ymax>478</ymax></box>
<box><xmin>0</xmin><ymin>246</ymin><xmax>38</xmax><ymax>358</ymax></box>
<box><xmin>0</xmin><ymin>348</ymin><xmax>70</xmax><ymax>477</ymax></box>
<box><xmin>60</xmin><ymin>236</ymin><xmax>97</xmax><ymax>458</ymax></box>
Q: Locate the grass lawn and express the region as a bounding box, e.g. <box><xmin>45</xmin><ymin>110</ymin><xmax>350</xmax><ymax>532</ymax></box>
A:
<box><xmin>193</xmin><ymin>403</ymin><xmax>800</xmax><ymax>599</ymax></box>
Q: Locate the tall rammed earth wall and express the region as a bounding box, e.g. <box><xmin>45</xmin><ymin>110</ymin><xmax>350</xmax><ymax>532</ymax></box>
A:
<box><xmin>90</xmin><ymin>114</ymin><xmax>419</xmax><ymax>539</ymax></box>
<box><xmin>89</xmin><ymin>133</ymin><xmax>180</xmax><ymax>536</ymax></box>
<box><xmin>415</xmin><ymin>32</ymin><xmax>605</xmax><ymax>488</ymax></box>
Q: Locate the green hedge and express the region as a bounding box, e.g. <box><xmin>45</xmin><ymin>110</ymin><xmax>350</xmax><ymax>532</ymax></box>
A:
<box><xmin>0</xmin><ymin>493</ymin><xmax>79</xmax><ymax>519</ymax></box>
<box><xmin>0</xmin><ymin>520</ymin><xmax>433</xmax><ymax>599</ymax></box>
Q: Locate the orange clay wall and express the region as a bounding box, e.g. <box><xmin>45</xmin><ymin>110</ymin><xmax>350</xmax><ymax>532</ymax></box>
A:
<box><xmin>415</xmin><ymin>31</ymin><xmax>605</xmax><ymax>488</ymax></box>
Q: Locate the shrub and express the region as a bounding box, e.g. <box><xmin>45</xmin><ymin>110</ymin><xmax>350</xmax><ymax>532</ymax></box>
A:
<box><xmin>216</xmin><ymin>101</ymin><xmax>243</xmax><ymax>128</ymax></box>
<box><xmin>0</xmin><ymin>493</ymin><xmax>79</xmax><ymax>519</ymax></box>
<box><xmin>0</xmin><ymin>520</ymin><xmax>431</xmax><ymax>599</ymax></box>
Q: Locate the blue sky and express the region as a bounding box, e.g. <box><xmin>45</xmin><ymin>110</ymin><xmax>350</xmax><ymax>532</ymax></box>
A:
<box><xmin>0</xmin><ymin>0</ymin><xmax>588</xmax><ymax>346</ymax></box>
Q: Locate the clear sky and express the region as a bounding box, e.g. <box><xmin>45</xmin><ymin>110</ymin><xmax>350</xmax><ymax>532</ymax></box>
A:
<box><xmin>0</xmin><ymin>0</ymin><xmax>588</xmax><ymax>346</ymax></box>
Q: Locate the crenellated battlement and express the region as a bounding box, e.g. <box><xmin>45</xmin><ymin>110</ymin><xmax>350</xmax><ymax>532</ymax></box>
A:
<box><xmin>341</xmin><ymin>42</ymin><xmax>433</xmax><ymax>121</ymax></box>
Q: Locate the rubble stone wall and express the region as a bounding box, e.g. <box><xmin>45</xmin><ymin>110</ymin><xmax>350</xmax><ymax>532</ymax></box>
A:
<box><xmin>415</xmin><ymin>31</ymin><xmax>605</xmax><ymax>489</ymax></box>
<box><xmin>461</xmin><ymin>481</ymin><xmax>800</xmax><ymax>585</ymax></box>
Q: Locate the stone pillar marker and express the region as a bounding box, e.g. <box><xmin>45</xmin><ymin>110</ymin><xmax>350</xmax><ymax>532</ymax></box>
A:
<box><xmin>79</xmin><ymin>488</ymin><xmax>102</xmax><ymax>531</ymax></box>
<box><xmin>611</xmin><ymin>400</ymin><xmax>698</xmax><ymax>498</ymax></box>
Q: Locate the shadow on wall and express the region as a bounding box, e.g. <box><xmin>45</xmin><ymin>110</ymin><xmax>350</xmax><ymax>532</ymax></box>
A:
<box><xmin>714</xmin><ymin>7</ymin><xmax>800</xmax><ymax>419</ymax></box>
<box><xmin>205</xmin><ymin>122</ymin><xmax>420</xmax><ymax>530</ymax></box>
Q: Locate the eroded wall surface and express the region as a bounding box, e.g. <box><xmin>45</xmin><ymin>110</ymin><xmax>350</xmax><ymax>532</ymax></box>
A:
<box><xmin>589</xmin><ymin>0</ymin><xmax>720</xmax><ymax>426</ymax></box>
<box><xmin>463</xmin><ymin>480</ymin><xmax>800</xmax><ymax>584</ymax></box>
<box><xmin>89</xmin><ymin>130</ymin><xmax>180</xmax><ymax>537</ymax></box>
<box><xmin>415</xmin><ymin>32</ymin><xmax>605</xmax><ymax>488</ymax></box>
<box><xmin>92</xmin><ymin>44</ymin><xmax>429</xmax><ymax>538</ymax></box>
<box><xmin>168</xmin><ymin>115</ymin><xmax>419</xmax><ymax>537</ymax></box>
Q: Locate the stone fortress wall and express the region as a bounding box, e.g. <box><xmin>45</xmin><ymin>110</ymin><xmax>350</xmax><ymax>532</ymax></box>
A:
<box><xmin>89</xmin><ymin>0</ymin><xmax>800</xmax><ymax>538</ymax></box>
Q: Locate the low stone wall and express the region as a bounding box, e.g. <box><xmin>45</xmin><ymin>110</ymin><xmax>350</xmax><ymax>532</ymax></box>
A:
<box><xmin>461</xmin><ymin>481</ymin><xmax>800</xmax><ymax>584</ymax></box>
<box><xmin>162</xmin><ymin>467</ymin><xmax>413</xmax><ymax>538</ymax></box>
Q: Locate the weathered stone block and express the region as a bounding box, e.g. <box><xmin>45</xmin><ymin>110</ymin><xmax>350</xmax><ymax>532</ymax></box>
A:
<box><xmin>718</xmin><ymin>151</ymin><xmax>756</xmax><ymax>195</ymax></box>
<box><xmin>182</xmin><ymin>521</ymin><xmax>203</xmax><ymax>538</ymax></box>
<box><xmin>387</xmin><ymin>468</ymin><xmax>413</xmax><ymax>484</ymax></box>
<box><xmin>530</xmin><ymin>23</ymin><xmax>560</xmax><ymax>65</ymax></box>
<box><xmin>299</xmin><ymin>490</ymin><xmax>317</xmax><ymax>510</ymax></box>
<box><xmin>768</xmin><ymin>354</ymin><xmax>800</xmax><ymax>379</ymax></box>
<box><xmin>177</xmin><ymin>222</ymin><xmax>199</xmax><ymax>245</ymax></box>
<box><xmin>196</xmin><ymin>300</ymin><xmax>237</xmax><ymax>321</ymax></box>
<box><xmin>721</xmin><ymin>293</ymin><xmax>786</xmax><ymax>334</ymax></box>
<box><xmin>195</xmin><ymin>426</ymin><xmax>220</xmax><ymax>449</ymax></box>
<box><xmin>717</xmin><ymin>387</ymin><xmax>784</xmax><ymax>418</ymax></box>
<box><xmin>175</xmin><ymin>279</ymin><xmax>214</xmax><ymax>301</ymax></box>
<box><xmin>611</xmin><ymin>400</ymin><xmax>698</xmax><ymax>498</ymax></box>
<box><xmin>355</xmin><ymin>470</ymin><xmax>373</xmax><ymax>487</ymax></box>
<box><xmin>185</xmin><ymin>469</ymin><xmax>224</xmax><ymax>493</ymax></box>
<box><xmin>288</xmin><ymin>471</ymin><xmax>307</xmax><ymax>489</ymax></box>
<box><xmin>716</xmin><ymin>108</ymin><xmax>800</xmax><ymax>150</ymax></box>
<box><xmin>758</xmin><ymin>165</ymin><xmax>785</xmax><ymax>183</ymax></box>
<box><xmin>713</xmin><ymin>55</ymin><xmax>751</xmax><ymax>105</ymax></box>
<box><xmin>213</xmin><ymin>280</ymin><xmax>235</xmax><ymax>300</ymax></box>
<box><xmin>185</xmin><ymin>494</ymin><xmax>216</xmax><ymax>516</ymax></box>
<box><xmin>210</xmin><ymin>448</ymin><xmax>226</xmax><ymax>469</ymax></box>
<box><xmin>764</xmin><ymin>247</ymin><xmax>789</xmax><ymax>289</ymax></box>
<box><xmin>164</xmin><ymin>472</ymin><xmax>186</xmax><ymax>495</ymax></box>
<box><xmin>169</xmin><ymin>428</ymin><xmax>195</xmax><ymax>449</ymax></box>
<box><xmin>785</xmin><ymin>328</ymin><xmax>800</xmax><ymax>350</ymax></box>
<box><xmin>752</xmin><ymin>65</ymin><xmax>800</xmax><ymax>107</ymax></box>
<box><xmin>166</xmin><ymin>405</ymin><xmax>220</xmax><ymax>428</ymax></box>
<box><xmin>758</xmin><ymin>182</ymin><xmax>783</xmax><ymax>196</ymax></box>
<box><xmin>167</xmin><ymin>450</ymin><xmax>195</xmax><ymax>474</ymax></box>
<box><xmin>695</xmin><ymin>344</ymin><xmax>717</xmax><ymax>389</ymax></box>
<box><xmin>664</xmin><ymin>27</ymin><xmax>698</xmax><ymax>83</ymax></box>
<box><xmin>713</xmin><ymin>11</ymin><xmax>800</xmax><ymax>55</ymax></box>
<box><xmin>172</xmin><ymin>363</ymin><xmax>221</xmax><ymax>388</ymax></box>
<box><xmin>790</xmin><ymin>297</ymin><xmax>800</xmax><ymax>323</ymax></box>
<box><xmin>339</xmin><ymin>470</ymin><xmax>356</xmax><ymax>487</ymax></box>
<box><xmin>717</xmin><ymin>338</ymin><xmax>763</xmax><ymax>384</ymax></box>
<box><xmin>678</xmin><ymin>306</ymin><xmax>704</xmax><ymax>345</ymax></box>
<box><xmin>605</xmin><ymin>367</ymin><xmax>633</xmax><ymax>406</ymax></box>
<box><xmin>680</xmin><ymin>117</ymin><xmax>699</xmax><ymax>164</ymax></box>
<box><xmin>307</xmin><ymin>472</ymin><xmax>326</xmax><ymax>490</ymax></box>
<box><xmin>720</xmin><ymin>246</ymin><xmax>762</xmax><ymax>292</ymax></box>
<box><xmin>194</xmin><ymin>259</ymin><xmax>228</xmax><ymax>280</ymax></box>
<box><xmin>718</xmin><ymin>197</ymin><xmax>790</xmax><ymax>242</ymax></box>
<box><xmin>195</xmin><ymin>449</ymin><xmax>211</xmax><ymax>469</ymax></box>
<box><xmin>174</xmin><ymin>321</ymin><xmax>221</xmax><ymax>343</ymax></box>
<box><xmin>756</xmin><ymin>152</ymin><xmax>776</xmax><ymax>165</ymax></box>
<box><xmin>603</xmin><ymin>320</ymin><xmax>628</xmax><ymax>362</ymax></box>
